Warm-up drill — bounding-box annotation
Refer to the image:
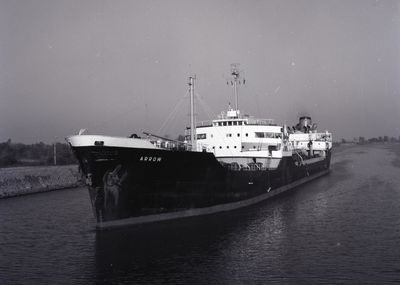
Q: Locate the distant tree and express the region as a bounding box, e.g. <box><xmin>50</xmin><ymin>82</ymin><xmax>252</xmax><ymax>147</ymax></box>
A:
<box><xmin>359</xmin><ymin>137</ymin><xmax>365</xmax><ymax>144</ymax></box>
<box><xmin>341</xmin><ymin>138</ymin><xmax>346</xmax><ymax>144</ymax></box>
<box><xmin>383</xmin><ymin>136</ymin><xmax>389</xmax><ymax>142</ymax></box>
<box><xmin>55</xmin><ymin>143</ymin><xmax>77</xmax><ymax>165</ymax></box>
<box><xmin>176</xmin><ymin>135</ymin><xmax>185</xmax><ymax>142</ymax></box>
<box><xmin>0</xmin><ymin>139</ymin><xmax>17</xmax><ymax>166</ymax></box>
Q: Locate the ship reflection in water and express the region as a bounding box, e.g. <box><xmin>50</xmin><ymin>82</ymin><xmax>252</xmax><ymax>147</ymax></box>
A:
<box><xmin>1</xmin><ymin>144</ymin><xmax>400</xmax><ymax>284</ymax></box>
<box><xmin>95</xmin><ymin>203</ymin><xmax>290</xmax><ymax>284</ymax></box>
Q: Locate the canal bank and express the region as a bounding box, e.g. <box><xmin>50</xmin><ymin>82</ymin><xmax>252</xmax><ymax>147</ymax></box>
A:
<box><xmin>0</xmin><ymin>165</ymin><xmax>82</xmax><ymax>198</ymax></box>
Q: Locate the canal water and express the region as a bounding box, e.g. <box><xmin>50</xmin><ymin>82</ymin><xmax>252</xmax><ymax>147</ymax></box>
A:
<box><xmin>1</xmin><ymin>144</ymin><xmax>400</xmax><ymax>284</ymax></box>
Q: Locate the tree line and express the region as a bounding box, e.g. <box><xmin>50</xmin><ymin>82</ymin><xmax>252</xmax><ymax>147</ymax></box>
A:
<box><xmin>0</xmin><ymin>139</ymin><xmax>77</xmax><ymax>167</ymax></box>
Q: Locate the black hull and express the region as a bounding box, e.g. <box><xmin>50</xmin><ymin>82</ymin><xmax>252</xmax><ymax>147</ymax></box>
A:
<box><xmin>72</xmin><ymin>146</ymin><xmax>331</xmax><ymax>228</ymax></box>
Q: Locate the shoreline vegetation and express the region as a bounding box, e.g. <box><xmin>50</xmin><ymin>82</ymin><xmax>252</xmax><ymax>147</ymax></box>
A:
<box><xmin>0</xmin><ymin>139</ymin><xmax>77</xmax><ymax>167</ymax></box>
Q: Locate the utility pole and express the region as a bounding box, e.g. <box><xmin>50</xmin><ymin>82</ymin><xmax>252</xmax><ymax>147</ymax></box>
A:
<box><xmin>53</xmin><ymin>137</ymin><xmax>57</xmax><ymax>166</ymax></box>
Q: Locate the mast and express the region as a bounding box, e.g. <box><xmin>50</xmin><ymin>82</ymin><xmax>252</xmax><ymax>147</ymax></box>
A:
<box><xmin>231</xmin><ymin>64</ymin><xmax>240</xmax><ymax>110</ymax></box>
<box><xmin>188</xmin><ymin>76</ymin><xmax>196</xmax><ymax>151</ymax></box>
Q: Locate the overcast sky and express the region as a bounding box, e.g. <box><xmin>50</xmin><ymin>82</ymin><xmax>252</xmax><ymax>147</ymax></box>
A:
<box><xmin>1</xmin><ymin>0</ymin><xmax>399</xmax><ymax>143</ymax></box>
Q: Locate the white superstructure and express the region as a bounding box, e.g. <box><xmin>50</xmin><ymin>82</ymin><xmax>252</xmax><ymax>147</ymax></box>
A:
<box><xmin>185</xmin><ymin>105</ymin><xmax>332</xmax><ymax>170</ymax></box>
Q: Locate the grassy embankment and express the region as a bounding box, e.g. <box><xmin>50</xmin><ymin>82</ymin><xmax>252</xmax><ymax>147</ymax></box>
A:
<box><xmin>0</xmin><ymin>165</ymin><xmax>83</xmax><ymax>198</ymax></box>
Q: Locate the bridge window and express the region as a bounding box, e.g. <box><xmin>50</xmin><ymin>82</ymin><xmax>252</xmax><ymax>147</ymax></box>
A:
<box><xmin>238</xmin><ymin>121</ymin><xmax>243</xmax><ymax>125</ymax></box>
<box><xmin>197</xmin><ymin>133</ymin><xmax>206</xmax><ymax>140</ymax></box>
<box><xmin>233</xmin><ymin>121</ymin><xmax>237</xmax><ymax>126</ymax></box>
<box><xmin>228</xmin><ymin>121</ymin><xmax>232</xmax><ymax>126</ymax></box>
<box><xmin>223</xmin><ymin>122</ymin><xmax>227</xmax><ymax>126</ymax></box>
<box><xmin>218</xmin><ymin>122</ymin><xmax>222</xmax><ymax>126</ymax></box>
<box><xmin>255</xmin><ymin>132</ymin><xmax>282</xmax><ymax>139</ymax></box>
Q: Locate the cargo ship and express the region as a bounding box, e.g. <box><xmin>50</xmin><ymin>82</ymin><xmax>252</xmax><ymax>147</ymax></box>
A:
<box><xmin>67</xmin><ymin>65</ymin><xmax>332</xmax><ymax>229</ymax></box>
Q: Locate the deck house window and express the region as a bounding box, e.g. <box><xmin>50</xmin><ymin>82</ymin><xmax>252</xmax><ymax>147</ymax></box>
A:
<box><xmin>197</xmin><ymin>133</ymin><xmax>206</xmax><ymax>140</ymax></box>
